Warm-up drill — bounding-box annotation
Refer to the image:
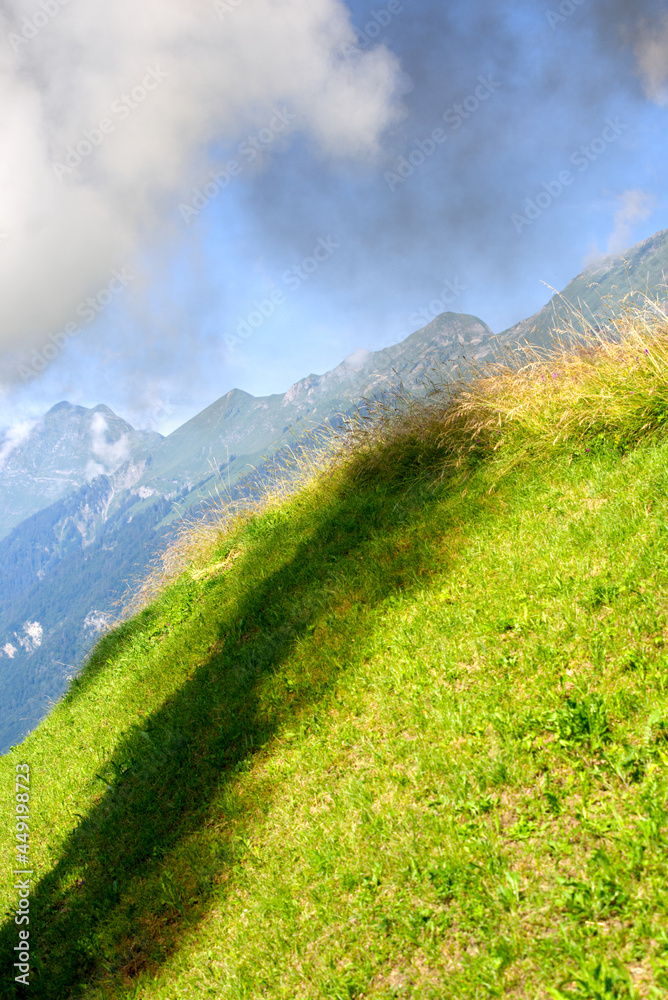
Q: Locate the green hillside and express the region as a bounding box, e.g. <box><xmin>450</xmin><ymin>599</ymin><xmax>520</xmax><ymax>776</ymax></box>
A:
<box><xmin>0</xmin><ymin>312</ymin><xmax>496</xmax><ymax>757</ymax></box>
<box><xmin>4</xmin><ymin>308</ymin><xmax>668</xmax><ymax>998</ymax></box>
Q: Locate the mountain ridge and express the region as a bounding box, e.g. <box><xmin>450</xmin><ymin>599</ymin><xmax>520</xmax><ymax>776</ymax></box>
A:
<box><xmin>130</xmin><ymin>311</ymin><xmax>494</xmax><ymax>506</ymax></box>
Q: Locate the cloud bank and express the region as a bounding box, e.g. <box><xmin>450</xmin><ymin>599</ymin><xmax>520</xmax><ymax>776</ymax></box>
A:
<box><xmin>0</xmin><ymin>0</ymin><xmax>404</xmax><ymax>384</ymax></box>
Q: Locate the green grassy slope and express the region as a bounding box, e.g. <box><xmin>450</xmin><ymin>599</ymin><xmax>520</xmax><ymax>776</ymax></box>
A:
<box><xmin>4</xmin><ymin>314</ymin><xmax>668</xmax><ymax>998</ymax></box>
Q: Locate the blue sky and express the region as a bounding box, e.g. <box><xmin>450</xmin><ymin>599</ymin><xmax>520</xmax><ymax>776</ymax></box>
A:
<box><xmin>1</xmin><ymin>0</ymin><xmax>667</xmax><ymax>435</ymax></box>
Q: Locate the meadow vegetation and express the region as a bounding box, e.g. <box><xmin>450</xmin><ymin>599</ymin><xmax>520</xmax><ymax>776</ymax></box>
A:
<box><xmin>3</xmin><ymin>301</ymin><xmax>668</xmax><ymax>997</ymax></box>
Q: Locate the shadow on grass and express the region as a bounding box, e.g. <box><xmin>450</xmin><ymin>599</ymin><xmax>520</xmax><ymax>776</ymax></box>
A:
<box><xmin>0</xmin><ymin>457</ymin><xmax>492</xmax><ymax>999</ymax></box>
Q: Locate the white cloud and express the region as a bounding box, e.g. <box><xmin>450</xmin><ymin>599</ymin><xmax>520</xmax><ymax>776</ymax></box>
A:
<box><xmin>2</xmin><ymin>642</ymin><xmax>17</xmax><ymax>658</ymax></box>
<box><xmin>581</xmin><ymin>188</ymin><xmax>657</xmax><ymax>266</ymax></box>
<box><xmin>85</xmin><ymin>461</ymin><xmax>105</xmax><ymax>480</ymax></box>
<box><xmin>0</xmin><ymin>0</ymin><xmax>404</xmax><ymax>384</ymax></box>
<box><xmin>0</xmin><ymin>418</ymin><xmax>36</xmax><ymax>468</ymax></box>
<box><xmin>343</xmin><ymin>347</ymin><xmax>370</xmax><ymax>371</ymax></box>
<box><xmin>582</xmin><ymin>240</ymin><xmax>604</xmax><ymax>268</ymax></box>
<box><xmin>633</xmin><ymin>13</ymin><xmax>668</xmax><ymax>106</ymax></box>
<box><xmin>606</xmin><ymin>189</ymin><xmax>657</xmax><ymax>254</ymax></box>
<box><xmin>86</xmin><ymin>411</ymin><xmax>131</xmax><ymax>479</ymax></box>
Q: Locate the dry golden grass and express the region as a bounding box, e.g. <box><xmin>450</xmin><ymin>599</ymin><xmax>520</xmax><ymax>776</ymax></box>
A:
<box><xmin>339</xmin><ymin>295</ymin><xmax>668</xmax><ymax>491</ymax></box>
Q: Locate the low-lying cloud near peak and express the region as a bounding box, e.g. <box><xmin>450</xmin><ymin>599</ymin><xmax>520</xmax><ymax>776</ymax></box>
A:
<box><xmin>86</xmin><ymin>411</ymin><xmax>131</xmax><ymax>480</ymax></box>
<box><xmin>0</xmin><ymin>417</ymin><xmax>36</xmax><ymax>468</ymax></box>
<box><xmin>0</xmin><ymin>0</ymin><xmax>404</xmax><ymax>385</ymax></box>
<box><xmin>607</xmin><ymin>188</ymin><xmax>657</xmax><ymax>254</ymax></box>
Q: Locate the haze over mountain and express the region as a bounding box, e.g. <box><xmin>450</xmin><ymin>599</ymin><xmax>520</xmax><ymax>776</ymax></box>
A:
<box><xmin>1</xmin><ymin>227</ymin><xmax>668</xmax><ymax>754</ymax></box>
<box><xmin>499</xmin><ymin>227</ymin><xmax>668</xmax><ymax>353</ymax></box>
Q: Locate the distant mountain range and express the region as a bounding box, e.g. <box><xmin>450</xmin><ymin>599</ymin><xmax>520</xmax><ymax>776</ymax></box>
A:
<box><xmin>0</xmin><ymin>402</ymin><xmax>161</xmax><ymax>541</ymax></box>
<box><xmin>1</xmin><ymin>227</ymin><xmax>667</xmax><ymax>753</ymax></box>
